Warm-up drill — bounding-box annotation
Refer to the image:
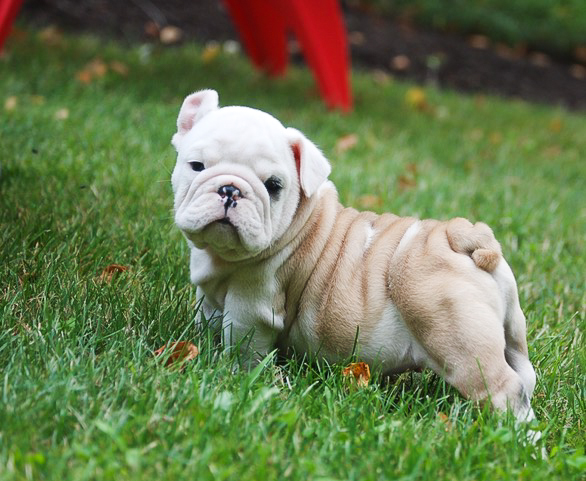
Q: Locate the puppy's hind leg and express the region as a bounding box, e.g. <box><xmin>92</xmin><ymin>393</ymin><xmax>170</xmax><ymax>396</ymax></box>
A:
<box><xmin>493</xmin><ymin>260</ymin><xmax>537</xmax><ymax>399</ymax></box>
<box><xmin>403</xmin><ymin>298</ymin><xmax>536</xmax><ymax>425</ymax></box>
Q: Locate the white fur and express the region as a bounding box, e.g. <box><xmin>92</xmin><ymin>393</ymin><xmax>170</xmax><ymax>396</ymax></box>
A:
<box><xmin>360</xmin><ymin>304</ymin><xmax>428</xmax><ymax>372</ymax></box>
<box><xmin>395</xmin><ymin>220</ymin><xmax>422</xmax><ymax>257</ymax></box>
<box><xmin>363</xmin><ymin>225</ymin><xmax>376</xmax><ymax>252</ymax></box>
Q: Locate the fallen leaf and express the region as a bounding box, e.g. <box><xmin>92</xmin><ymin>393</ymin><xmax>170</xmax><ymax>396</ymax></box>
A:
<box><xmin>75</xmin><ymin>69</ymin><xmax>93</xmax><ymax>85</ymax></box>
<box><xmin>30</xmin><ymin>95</ymin><xmax>45</xmax><ymax>105</ymax></box>
<box><xmin>357</xmin><ymin>194</ymin><xmax>382</xmax><ymax>209</ymax></box>
<box><xmin>474</xmin><ymin>95</ymin><xmax>486</xmax><ymax>108</ymax></box>
<box><xmin>155</xmin><ymin>341</ymin><xmax>199</xmax><ymax>368</ymax></box>
<box><xmin>223</xmin><ymin>40</ymin><xmax>241</xmax><ymax>55</ymax></box>
<box><xmin>397</xmin><ymin>163</ymin><xmax>418</xmax><ymax>191</ymax></box>
<box><xmin>543</xmin><ymin>145</ymin><xmax>562</xmax><ymax>157</ymax></box>
<box><xmin>75</xmin><ymin>58</ymin><xmax>109</xmax><ymax>85</ymax></box>
<box><xmin>548</xmin><ymin>117</ymin><xmax>563</xmax><ymax>133</ymax></box>
<box><xmin>144</xmin><ymin>21</ymin><xmax>160</xmax><ymax>38</ymax></box>
<box><xmin>529</xmin><ymin>52</ymin><xmax>551</xmax><ymax>68</ymax></box>
<box><xmin>406</xmin><ymin>162</ymin><xmax>417</xmax><ymax>175</ymax></box>
<box><xmin>335</xmin><ymin>133</ymin><xmax>359</xmax><ymax>153</ymax></box>
<box><xmin>489</xmin><ymin>131</ymin><xmax>503</xmax><ymax>145</ymax></box>
<box><xmin>110</xmin><ymin>60</ymin><xmax>129</xmax><ymax>76</ymax></box>
<box><xmin>398</xmin><ymin>174</ymin><xmax>416</xmax><ymax>191</ymax></box>
<box><xmin>342</xmin><ymin>362</ymin><xmax>371</xmax><ymax>387</ymax></box>
<box><xmin>348</xmin><ymin>31</ymin><xmax>366</xmax><ymax>46</ymax></box>
<box><xmin>494</xmin><ymin>43</ymin><xmax>527</xmax><ymax>60</ymax></box>
<box><xmin>468</xmin><ymin>34</ymin><xmax>490</xmax><ymax>49</ymax></box>
<box><xmin>495</xmin><ymin>43</ymin><xmax>517</xmax><ymax>60</ymax></box>
<box><xmin>575</xmin><ymin>46</ymin><xmax>586</xmax><ymax>63</ymax></box>
<box><xmin>38</xmin><ymin>26</ymin><xmax>62</xmax><ymax>46</ymax></box>
<box><xmin>4</xmin><ymin>96</ymin><xmax>17</xmax><ymax>111</ymax></box>
<box><xmin>372</xmin><ymin>69</ymin><xmax>393</xmax><ymax>86</ymax></box>
<box><xmin>160</xmin><ymin>25</ymin><xmax>183</xmax><ymax>45</ymax></box>
<box><xmin>391</xmin><ymin>54</ymin><xmax>410</xmax><ymax>71</ymax></box>
<box><xmin>99</xmin><ymin>264</ymin><xmax>128</xmax><ymax>282</ymax></box>
<box><xmin>202</xmin><ymin>42</ymin><xmax>221</xmax><ymax>63</ymax></box>
<box><xmin>54</xmin><ymin>108</ymin><xmax>69</xmax><ymax>120</ymax></box>
<box><xmin>7</xmin><ymin>26</ymin><xmax>27</xmax><ymax>43</ymax></box>
<box><xmin>86</xmin><ymin>58</ymin><xmax>108</xmax><ymax>77</ymax></box>
<box><xmin>569</xmin><ymin>64</ymin><xmax>586</xmax><ymax>80</ymax></box>
<box><xmin>405</xmin><ymin>87</ymin><xmax>428</xmax><ymax>110</ymax></box>
<box><xmin>437</xmin><ymin>412</ymin><xmax>452</xmax><ymax>431</ymax></box>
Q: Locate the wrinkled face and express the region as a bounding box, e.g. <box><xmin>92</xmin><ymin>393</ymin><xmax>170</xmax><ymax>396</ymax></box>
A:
<box><xmin>171</xmin><ymin>90</ymin><xmax>330</xmax><ymax>262</ymax></box>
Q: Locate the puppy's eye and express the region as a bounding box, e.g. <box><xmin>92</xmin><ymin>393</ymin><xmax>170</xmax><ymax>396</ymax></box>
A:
<box><xmin>188</xmin><ymin>161</ymin><xmax>205</xmax><ymax>172</ymax></box>
<box><xmin>264</xmin><ymin>176</ymin><xmax>283</xmax><ymax>198</ymax></box>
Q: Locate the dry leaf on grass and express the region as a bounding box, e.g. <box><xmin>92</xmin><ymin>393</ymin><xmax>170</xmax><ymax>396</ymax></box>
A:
<box><xmin>398</xmin><ymin>175</ymin><xmax>416</xmax><ymax>191</ymax></box>
<box><xmin>437</xmin><ymin>412</ymin><xmax>452</xmax><ymax>431</ymax></box>
<box><xmin>489</xmin><ymin>131</ymin><xmax>503</xmax><ymax>145</ymax></box>
<box><xmin>31</xmin><ymin>95</ymin><xmax>45</xmax><ymax>106</ymax></box>
<box><xmin>342</xmin><ymin>362</ymin><xmax>371</xmax><ymax>387</ymax></box>
<box><xmin>99</xmin><ymin>264</ymin><xmax>128</xmax><ymax>283</ymax></box>
<box><xmin>4</xmin><ymin>96</ymin><xmax>17</xmax><ymax>111</ymax></box>
<box><xmin>38</xmin><ymin>26</ymin><xmax>63</xmax><ymax>46</ymax></box>
<box><xmin>76</xmin><ymin>58</ymin><xmax>109</xmax><ymax>84</ymax></box>
<box><xmin>405</xmin><ymin>87</ymin><xmax>428</xmax><ymax>111</ymax></box>
<box><xmin>155</xmin><ymin>341</ymin><xmax>199</xmax><ymax>368</ymax></box>
<box><xmin>6</xmin><ymin>26</ymin><xmax>27</xmax><ymax>43</ymax></box>
<box><xmin>398</xmin><ymin>162</ymin><xmax>418</xmax><ymax>191</ymax></box>
<box><xmin>54</xmin><ymin>108</ymin><xmax>69</xmax><ymax>120</ymax></box>
<box><xmin>202</xmin><ymin>42</ymin><xmax>221</xmax><ymax>63</ymax></box>
<box><xmin>335</xmin><ymin>133</ymin><xmax>359</xmax><ymax>154</ymax></box>
<box><xmin>372</xmin><ymin>69</ymin><xmax>393</xmax><ymax>86</ymax></box>
<box><xmin>110</xmin><ymin>60</ymin><xmax>129</xmax><ymax>76</ymax></box>
<box><xmin>86</xmin><ymin>58</ymin><xmax>108</xmax><ymax>77</ymax></box>
<box><xmin>357</xmin><ymin>194</ymin><xmax>383</xmax><ymax>209</ymax></box>
<box><xmin>75</xmin><ymin>69</ymin><xmax>93</xmax><ymax>85</ymax></box>
<box><xmin>548</xmin><ymin>117</ymin><xmax>563</xmax><ymax>133</ymax></box>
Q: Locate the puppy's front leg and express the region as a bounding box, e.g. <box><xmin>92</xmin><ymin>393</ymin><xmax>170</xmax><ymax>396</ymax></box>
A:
<box><xmin>196</xmin><ymin>294</ymin><xmax>223</xmax><ymax>335</ymax></box>
<box><xmin>222</xmin><ymin>317</ymin><xmax>277</xmax><ymax>368</ymax></box>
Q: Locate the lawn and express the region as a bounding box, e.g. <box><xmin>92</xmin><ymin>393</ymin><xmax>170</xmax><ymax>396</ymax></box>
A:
<box><xmin>1</xmin><ymin>30</ymin><xmax>585</xmax><ymax>480</ymax></box>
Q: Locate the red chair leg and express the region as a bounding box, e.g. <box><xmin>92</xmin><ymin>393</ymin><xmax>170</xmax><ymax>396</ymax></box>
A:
<box><xmin>222</xmin><ymin>0</ymin><xmax>288</xmax><ymax>76</ymax></box>
<box><xmin>280</xmin><ymin>0</ymin><xmax>352</xmax><ymax>110</ymax></box>
<box><xmin>0</xmin><ymin>0</ymin><xmax>24</xmax><ymax>51</ymax></box>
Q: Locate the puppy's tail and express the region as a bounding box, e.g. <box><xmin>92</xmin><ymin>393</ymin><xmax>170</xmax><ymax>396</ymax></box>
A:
<box><xmin>446</xmin><ymin>218</ymin><xmax>502</xmax><ymax>272</ymax></box>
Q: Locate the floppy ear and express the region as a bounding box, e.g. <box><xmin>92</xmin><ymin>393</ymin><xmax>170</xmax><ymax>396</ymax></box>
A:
<box><xmin>286</xmin><ymin>127</ymin><xmax>331</xmax><ymax>198</ymax></box>
<box><xmin>172</xmin><ymin>89</ymin><xmax>219</xmax><ymax>149</ymax></box>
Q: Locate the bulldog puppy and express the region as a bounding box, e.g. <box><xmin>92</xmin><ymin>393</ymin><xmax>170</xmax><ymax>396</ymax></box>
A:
<box><xmin>171</xmin><ymin>89</ymin><xmax>537</xmax><ymax>424</ymax></box>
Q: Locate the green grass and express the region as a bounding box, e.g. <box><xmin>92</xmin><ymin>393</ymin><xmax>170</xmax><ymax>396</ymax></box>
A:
<box><xmin>359</xmin><ymin>0</ymin><xmax>586</xmax><ymax>57</ymax></box>
<box><xmin>1</xmin><ymin>31</ymin><xmax>585</xmax><ymax>480</ymax></box>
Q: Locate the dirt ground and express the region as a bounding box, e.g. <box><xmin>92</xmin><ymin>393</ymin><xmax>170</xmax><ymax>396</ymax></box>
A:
<box><xmin>20</xmin><ymin>0</ymin><xmax>586</xmax><ymax>110</ymax></box>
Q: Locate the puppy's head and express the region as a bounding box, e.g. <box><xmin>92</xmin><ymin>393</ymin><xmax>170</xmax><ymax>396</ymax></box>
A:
<box><xmin>171</xmin><ymin>89</ymin><xmax>331</xmax><ymax>261</ymax></box>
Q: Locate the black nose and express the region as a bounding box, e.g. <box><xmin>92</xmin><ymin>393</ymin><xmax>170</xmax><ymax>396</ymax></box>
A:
<box><xmin>218</xmin><ymin>185</ymin><xmax>241</xmax><ymax>200</ymax></box>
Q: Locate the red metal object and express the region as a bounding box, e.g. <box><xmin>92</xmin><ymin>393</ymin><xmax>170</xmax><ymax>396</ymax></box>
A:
<box><xmin>0</xmin><ymin>0</ymin><xmax>24</xmax><ymax>51</ymax></box>
<box><xmin>223</xmin><ymin>0</ymin><xmax>353</xmax><ymax>111</ymax></box>
<box><xmin>0</xmin><ymin>0</ymin><xmax>353</xmax><ymax>110</ymax></box>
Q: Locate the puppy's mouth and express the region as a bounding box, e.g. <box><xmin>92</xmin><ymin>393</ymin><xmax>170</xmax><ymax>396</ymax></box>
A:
<box><xmin>216</xmin><ymin>217</ymin><xmax>234</xmax><ymax>226</ymax></box>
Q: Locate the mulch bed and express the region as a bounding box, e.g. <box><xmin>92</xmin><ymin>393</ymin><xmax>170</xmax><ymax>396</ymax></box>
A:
<box><xmin>19</xmin><ymin>0</ymin><xmax>586</xmax><ymax>110</ymax></box>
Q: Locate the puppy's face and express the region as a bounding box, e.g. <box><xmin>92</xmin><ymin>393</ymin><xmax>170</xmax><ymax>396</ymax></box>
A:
<box><xmin>171</xmin><ymin>90</ymin><xmax>330</xmax><ymax>261</ymax></box>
